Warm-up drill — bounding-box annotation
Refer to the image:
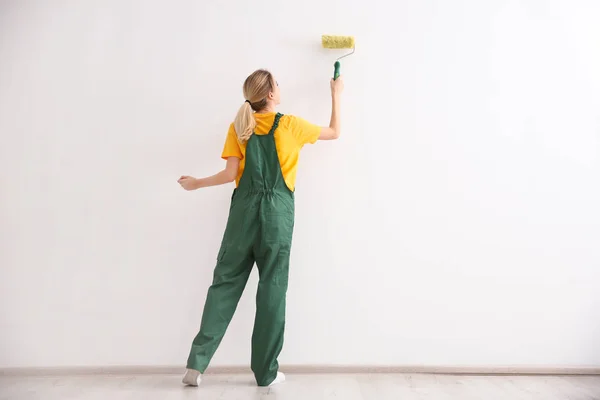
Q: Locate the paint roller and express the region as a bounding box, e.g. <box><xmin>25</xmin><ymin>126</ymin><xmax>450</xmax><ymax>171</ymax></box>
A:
<box><xmin>321</xmin><ymin>35</ymin><xmax>355</xmax><ymax>80</ymax></box>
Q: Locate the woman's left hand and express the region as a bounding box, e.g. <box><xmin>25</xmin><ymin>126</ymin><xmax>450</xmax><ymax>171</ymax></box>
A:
<box><xmin>178</xmin><ymin>176</ymin><xmax>199</xmax><ymax>191</ymax></box>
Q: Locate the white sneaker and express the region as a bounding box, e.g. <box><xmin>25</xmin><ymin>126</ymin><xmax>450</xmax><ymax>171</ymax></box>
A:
<box><xmin>269</xmin><ymin>372</ymin><xmax>285</xmax><ymax>386</ymax></box>
<box><xmin>182</xmin><ymin>369</ymin><xmax>202</xmax><ymax>386</ymax></box>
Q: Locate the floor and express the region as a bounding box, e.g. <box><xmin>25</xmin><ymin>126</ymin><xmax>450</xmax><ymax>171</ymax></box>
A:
<box><xmin>1</xmin><ymin>373</ymin><xmax>599</xmax><ymax>400</ymax></box>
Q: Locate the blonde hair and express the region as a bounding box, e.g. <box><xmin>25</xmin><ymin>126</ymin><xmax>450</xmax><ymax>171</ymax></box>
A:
<box><xmin>233</xmin><ymin>69</ymin><xmax>276</xmax><ymax>142</ymax></box>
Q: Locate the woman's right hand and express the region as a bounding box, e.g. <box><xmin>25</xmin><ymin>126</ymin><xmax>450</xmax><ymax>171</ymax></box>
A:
<box><xmin>330</xmin><ymin>76</ymin><xmax>344</xmax><ymax>97</ymax></box>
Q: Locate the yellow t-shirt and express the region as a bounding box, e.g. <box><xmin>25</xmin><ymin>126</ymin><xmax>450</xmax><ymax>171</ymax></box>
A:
<box><xmin>221</xmin><ymin>113</ymin><xmax>321</xmax><ymax>191</ymax></box>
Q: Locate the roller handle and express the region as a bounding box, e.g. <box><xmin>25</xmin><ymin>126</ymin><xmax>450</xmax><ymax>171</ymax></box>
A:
<box><xmin>333</xmin><ymin>61</ymin><xmax>341</xmax><ymax>80</ymax></box>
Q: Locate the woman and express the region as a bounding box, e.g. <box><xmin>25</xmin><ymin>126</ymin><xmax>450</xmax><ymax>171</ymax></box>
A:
<box><xmin>178</xmin><ymin>69</ymin><xmax>344</xmax><ymax>387</ymax></box>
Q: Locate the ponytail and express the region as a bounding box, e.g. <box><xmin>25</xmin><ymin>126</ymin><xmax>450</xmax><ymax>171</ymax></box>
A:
<box><xmin>234</xmin><ymin>69</ymin><xmax>276</xmax><ymax>143</ymax></box>
<box><xmin>234</xmin><ymin>101</ymin><xmax>256</xmax><ymax>143</ymax></box>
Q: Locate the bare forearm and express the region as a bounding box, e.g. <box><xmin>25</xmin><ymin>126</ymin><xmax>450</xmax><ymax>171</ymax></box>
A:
<box><xmin>319</xmin><ymin>77</ymin><xmax>343</xmax><ymax>140</ymax></box>
<box><xmin>329</xmin><ymin>95</ymin><xmax>340</xmax><ymax>136</ymax></box>
<box><xmin>178</xmin><ymin>157</ymin><xmax>239</xmax><ymax>191</ymax></box>
<box><xmin>193</xmin><ymin>169</ymin><xmax>235</xmax><ymax>189</ymax></box>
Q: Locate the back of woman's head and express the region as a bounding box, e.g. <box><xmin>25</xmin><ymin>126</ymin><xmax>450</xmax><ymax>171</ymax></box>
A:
<box><xmin>234</xmin><ymin>69</ymin><xmax>276</xmax><ymax>142</ymax></box>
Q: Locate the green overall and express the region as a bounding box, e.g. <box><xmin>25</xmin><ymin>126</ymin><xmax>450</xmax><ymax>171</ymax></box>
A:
<box><xmin>187</xmin><ymin>113</ymin><xmax>294</xmax><ymax>386</ymax></box>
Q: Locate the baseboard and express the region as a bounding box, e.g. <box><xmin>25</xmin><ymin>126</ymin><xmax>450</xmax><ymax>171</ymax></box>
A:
<box><xmin>2</xmin><ymin>365</ymin><xmax>599</xmax><ymax>376</ymax></box>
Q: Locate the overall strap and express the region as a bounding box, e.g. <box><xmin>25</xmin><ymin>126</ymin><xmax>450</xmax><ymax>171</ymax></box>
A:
<box><xmin>267</xmin><ymin>113</ymin><xmax>283</xmax><ymax>136</ymax></box>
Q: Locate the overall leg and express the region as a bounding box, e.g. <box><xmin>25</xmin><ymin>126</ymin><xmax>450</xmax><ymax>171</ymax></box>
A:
<box><xmin>251</xmin><ymin>210</ymin><xmax>294</xmax><ymax>386</ymax></box>
<box><xmin>186</xmin><ymin>196</ymin><xmax>258</xmax><ymax>373</ymax></box>
<box><xmin>186</xmin><ymin>252</ymin><xmax>253</xmax><ymax>372</ymax></box>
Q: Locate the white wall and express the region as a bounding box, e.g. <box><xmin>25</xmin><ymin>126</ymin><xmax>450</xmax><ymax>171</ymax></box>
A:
<box><xmin>1</xmin><ymin>0</ymin><xmax>599</xmax><ymax>368</ymax></box>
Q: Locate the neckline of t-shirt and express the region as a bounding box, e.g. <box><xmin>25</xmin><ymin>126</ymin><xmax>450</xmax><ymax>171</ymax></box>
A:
<box><xmin>252</xmin><ymin>112</ymin><xmax>278</xmax><ymax>135</ymax></box>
